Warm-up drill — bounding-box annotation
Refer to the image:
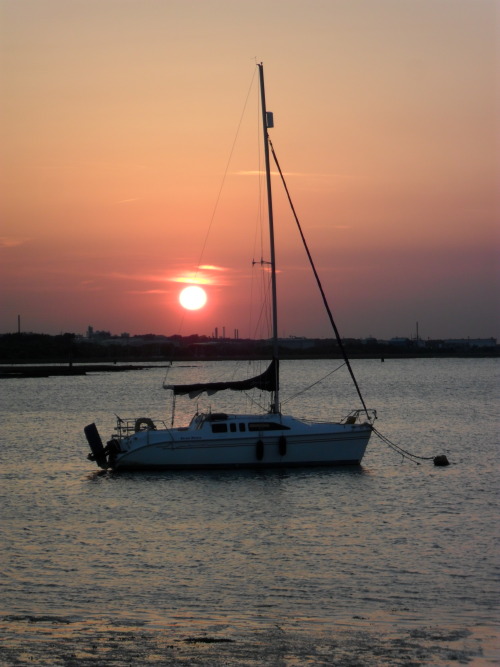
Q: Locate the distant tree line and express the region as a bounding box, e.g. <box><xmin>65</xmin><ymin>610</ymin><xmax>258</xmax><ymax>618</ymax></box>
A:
<box><xmin>0</xmin><ymin>332</ymin><xmax>497</xmax><ymax>364</ymax></box>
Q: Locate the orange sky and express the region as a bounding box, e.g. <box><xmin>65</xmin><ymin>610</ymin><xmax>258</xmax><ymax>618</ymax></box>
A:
<box><xmin>1</xmin><ymin>0</ymin><xmax>499</xmax><ymax>340</ymax></box>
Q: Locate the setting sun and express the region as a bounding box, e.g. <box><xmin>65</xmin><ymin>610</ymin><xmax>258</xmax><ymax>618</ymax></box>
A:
<box><xmin>179</xmin><ymin>285</ymin><xmax>208</xmax><ymax>311</ymax></box>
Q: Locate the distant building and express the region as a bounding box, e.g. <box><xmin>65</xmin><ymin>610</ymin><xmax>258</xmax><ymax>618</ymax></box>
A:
<box><xmin>442</xmin><ymin>338</ymin><xmax>497</xmax><ymax>349</ymax></box>
<box><xmin>389</xmin><ymin>337</ymin><xmax>411</xmax><ymax>347</ymax></box>
<box><xmin>279</xmin><ymin>337</ymin><xmax>315</xmax><ymax>350</ymax></box>
<box><xmin>362</xmin><ymin>337</ymin><xmax>378</xmax><ymax>345</ymax></box>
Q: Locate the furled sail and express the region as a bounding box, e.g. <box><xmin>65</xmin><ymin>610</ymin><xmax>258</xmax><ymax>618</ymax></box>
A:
<box><xmin>164</xmin><ymin>359</ymin><xmax>278</xmax><ymax>399</ymax></box>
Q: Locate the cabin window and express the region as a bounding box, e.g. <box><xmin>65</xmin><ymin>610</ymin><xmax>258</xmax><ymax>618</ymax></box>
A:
<box><xmin>248</xmin><ymin>422</ymin><xmax>289</xmax><ymax>431</ymax></box>
<box><xmin>211</xmin><ymin>423</ymin><xmax>228</xmax><ymax>433</ymax></box>
<box><xmin>205</xmin><ymin>413</ymin><xmax>228</xmax><ymax>421</ymax></box>
<box><xmin>230</xmin><ymin>423</ymin><xmax>237</xmax><ymax>432</ymax></box>
<box><xmin>239</xmin><ymin>423</ymin><xmax>246</xmax><ymax>432</ymax></box>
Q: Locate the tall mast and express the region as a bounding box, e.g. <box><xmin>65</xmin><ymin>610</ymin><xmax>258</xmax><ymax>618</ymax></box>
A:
<box><xmin>258</xmin><ymin>62</ymin><xmax>279</xmax><ymax>414</ymax></box>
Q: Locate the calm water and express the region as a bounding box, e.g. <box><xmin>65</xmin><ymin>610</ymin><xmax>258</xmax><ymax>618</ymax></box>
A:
<box><xmin>1</xmin><ymin>358</ymin><xmax>498</xmax><ymax>665</ymax></box>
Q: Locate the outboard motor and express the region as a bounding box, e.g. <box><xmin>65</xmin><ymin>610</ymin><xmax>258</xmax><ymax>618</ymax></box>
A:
<box><xmin>84</xmin><ymin>423</ymin><xmax>109</xmax><ymax>469</ymax></box>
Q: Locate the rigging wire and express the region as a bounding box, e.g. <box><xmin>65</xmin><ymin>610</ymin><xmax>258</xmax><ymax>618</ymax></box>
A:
<box><xmin>371</xmin><ymin>426</ymin><xmax>436</xmax><ymax>464</ymax></box>
<box><xmin>163</xmin><ymin>68</ymin><xmax>257</xmax><ymax>387</ymax></box>
<box><xmin>193</xmin><ymin>68</ymin><xmax>257</xmax><ymax>281</ymax></box>
<box><xmin>268</xmin><ymin>138</ymin><xmax>448</xmax><ymax>467</ymax></box>
<box><xmin>282</xmin><ymin>362</ymin><xmax>346</xmax><ymax>405</ymax></box>
<box><xmin>268</xmin><ymin>138</ymin><xmax>370</xmax><ymax>419</ymax></box>
<box><xmin>249</xmin><ymin>259</ymin><xmax>273</xmax><ymax>340</ymax></box>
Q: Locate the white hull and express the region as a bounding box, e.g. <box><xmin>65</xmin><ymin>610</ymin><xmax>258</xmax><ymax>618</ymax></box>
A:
<box><xmin>95</xmin><ymin>413</ymin><xmax>373</xmax><ymax>471</ymax></box>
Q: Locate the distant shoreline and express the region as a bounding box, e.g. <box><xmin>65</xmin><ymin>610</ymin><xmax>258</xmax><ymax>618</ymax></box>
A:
<box><xmin>1</xmin><ymin>332</ymin><xmax>497</xmax><ymax>367</ymax></box>
<box><xmin>1</xmin><ymin>352</ymin><xmax>498</xmax><ymax>378</ymax></box>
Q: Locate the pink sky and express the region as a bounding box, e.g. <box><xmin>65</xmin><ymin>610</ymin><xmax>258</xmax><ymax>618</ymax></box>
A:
<box><xmin>1</xmin><ymin>0</ymin><xmax>499</xmax><ymax>340</ymax></box>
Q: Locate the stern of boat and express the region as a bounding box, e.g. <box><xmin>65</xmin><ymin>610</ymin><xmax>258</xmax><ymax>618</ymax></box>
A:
<box><xmin>84</xmin><ymin>416</ymin><xmax>165</xmax><ymax>469</ymax></box>
<box><xmin>84</xmin><ymin>423</ymin><xmax>117</xmax><ymax>469</ymax></box>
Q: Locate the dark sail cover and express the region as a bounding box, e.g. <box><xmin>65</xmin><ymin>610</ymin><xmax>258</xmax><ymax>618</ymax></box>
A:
<box><xmin>164</xmin><ymin>359</ymin><xmax>278</xmax><ymax>399</ymax></box>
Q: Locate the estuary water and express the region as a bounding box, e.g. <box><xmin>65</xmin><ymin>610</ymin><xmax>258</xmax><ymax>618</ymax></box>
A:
<box><xmin>0</xmin><ymin>358</ymin><xmax>498</xmax><ymax>665</ymax></box>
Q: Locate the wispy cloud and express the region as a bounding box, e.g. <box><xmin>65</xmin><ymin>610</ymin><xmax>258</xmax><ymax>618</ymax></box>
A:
<box><xmin>87</xmin><ymin>265</ymin><xmax>233</xmax><ymax>288</ymax></box>
<box><xmin>106</xmin><ymin>272</ymin><xmax>170</xmax><ymax>282</ymax></box>
<box><xmin>235</xmin><ymin>170</ymin><xmax>282</xmax><ymax>176</ymax></box>
<box><xmin>78</xmin><ymin>280</ymin><xmax>103</xmax><ymax>291</ymax></box>
<box><xmin>235</xmin><ymin>171</ymin><xmax>346</xmax><ymax>178</ymax></box>
<box><xmin>169</xmin><ymin>264</ymin><xmax>232</xmax><ymax>286</ymax></box>
<box><xmin>198</xmin><ymin>264</ymin><xmax>228</xmax><ymax>271</ymax></box>
<box><xmin>0</xmin><ymin>236</ymin><xmax>32</xmax><ymax>248</ymax></box>
<box><xmin>127</xmin><ymin>289</ymin><xmax>170</xmax><ymax>294</ymax></box>
<box><xmin>170</xmin><ymin>276</ymin><xmax>213</xmax><ymax>285</ymax></box>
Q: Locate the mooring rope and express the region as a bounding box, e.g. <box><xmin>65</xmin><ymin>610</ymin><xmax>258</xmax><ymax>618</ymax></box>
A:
<box><xmin>372</xmin><ymin>426</ymin><xmax>438</xmax><ymax>465</ymax></box>
<box><xmin>269</xmin><ymin>140</ymin><xmax>449</xmax><ymax>468</ymax></box>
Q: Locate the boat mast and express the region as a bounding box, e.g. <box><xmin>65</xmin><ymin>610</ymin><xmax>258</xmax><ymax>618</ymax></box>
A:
<box><xmin>258</xmin><ymin>62</ymin><xmax>279</xmax><ymax>414</ymax></box>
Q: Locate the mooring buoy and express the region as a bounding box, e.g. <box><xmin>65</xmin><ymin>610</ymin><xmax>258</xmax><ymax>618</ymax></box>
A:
<box><xmin>433</xmin><ymin>455</ymin><xmax>450</xmax><ymax>466</ymax></box>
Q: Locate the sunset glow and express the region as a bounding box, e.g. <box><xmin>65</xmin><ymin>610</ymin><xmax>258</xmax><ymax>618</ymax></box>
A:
<box><xmin>179</xmin><ymin>286</ymin><xmax>207</xmax><ymax>311</ymax></box>
<box><xmin>0</xmin><ymin>0</ymin><xmax>498</xmax><ymax>340</ymax></box>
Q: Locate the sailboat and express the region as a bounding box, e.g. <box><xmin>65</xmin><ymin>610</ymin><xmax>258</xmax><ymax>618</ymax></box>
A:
<box><xmin>84</xmin><ymin>63</ymin><xmax>376</xmax><ymax>471</ymax></box>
